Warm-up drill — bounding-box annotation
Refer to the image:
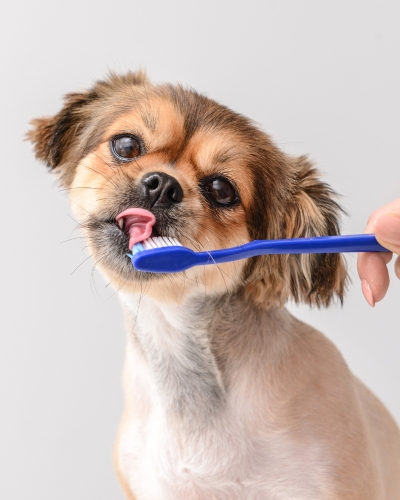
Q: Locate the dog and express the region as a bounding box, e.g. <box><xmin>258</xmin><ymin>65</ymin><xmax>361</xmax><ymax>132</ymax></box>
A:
<box><xmin>28</xmin><ymin>71</ymin><xmax>400</xmax><ymax>499</ymax></box>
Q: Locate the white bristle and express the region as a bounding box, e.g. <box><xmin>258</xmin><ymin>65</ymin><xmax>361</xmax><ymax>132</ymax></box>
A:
<box><xmin>149</xmin><ymin>238</ymin><xmax>158</xmax><ymax>247</ymax></box>
<box><xmin>140</xmin><ymin>236</ymin><xmax>182</xmax><ymax>248</ymax></box>
<box><xmin>142</xmin><ymin>240</ymin><xmax>152</xmax><ymax>250</ymax></box>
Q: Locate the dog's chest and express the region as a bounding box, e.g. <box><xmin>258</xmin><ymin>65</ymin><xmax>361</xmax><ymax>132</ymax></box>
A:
<box><xmin>117</xmin><ymin>296</ymin><xmax>331</xmax><ymax>499</ymax></box>
<box><xmin>117</xmin><ymin>350</ymin><xmax>330</xmax><ymax>500</ymax></box>
<box><xmin>117</xmin><ymin>408</ymin><xmax>330</xmax><ymax>500</ymax></box>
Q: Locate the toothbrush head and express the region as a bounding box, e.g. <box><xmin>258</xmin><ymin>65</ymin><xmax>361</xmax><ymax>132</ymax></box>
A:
<box><xmin>132</xmin><ymin>236</ymin><xmax>182</xmax><ymax>254</ymax></box>
<box><xmin>129</xmin><ymin>237</ymin><xmax>202</xmax><ymax>273</ymax></box>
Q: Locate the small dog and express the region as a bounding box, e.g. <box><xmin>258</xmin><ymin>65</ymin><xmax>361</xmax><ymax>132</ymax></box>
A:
<box><xmin>28</xmin><ymin>71</ymin><xmax>400</xmax><ymax>499</ymax></box>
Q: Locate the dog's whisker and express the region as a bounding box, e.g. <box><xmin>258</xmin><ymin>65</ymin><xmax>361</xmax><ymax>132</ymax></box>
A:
<box><xmin>89</xmin><ymin>261</ymin><xmax>102</xmax><ymax>299</ymax></box>
<box><xmin>132</xmin><ymin>278</ymin><xmax>152</xmax><ymax>331</ymax></box>
<box><xmin>60</xmin><ymin>236</ymin><xmax>86</xmax><ymax>244</ymax></box>
<box><xmin>69</xmin><ymin>200</ymin><xmax>95</xmax><ymax>221</ymax></box>
<box><xmin>177</xmin><ymin>274</ymin><xmax>187</xmax><ymax>304</ymax></box>
<box><xmin>59</xmin><ymin>186</ymin><xmax>100</xmax><ymax>193</ymax></box>
<box><xmin>180</xmin><ymin>232</ymin><xmax>237</xmax><ymax>285</ymax></box>
<box><xmin>70</xmin><ymin>254</ymin><xmax>93</xmax><ymax>275</ymax></box>
<box><xmin>102</xmin><ymin>276</ymin><xmax>129</xmax><ymax>304</ymax></box>
<box><xmin>180</xmin><ymin>232</ymin><xmax>232</xmax><ymax>293</ymax></box>
<box><xmin>80</xmin><ymin>162</ymin><xmax>119</xmax><ymax>190</ymax></box>
<box><xmin>91</xmin><ymin>152</ymin><xmax>120</xmax><ymax>174</ymax></box>
<box><xmin>67</xmin><ymin>213</ymin><xmax>80</xmax><ymax>226</ymax></box>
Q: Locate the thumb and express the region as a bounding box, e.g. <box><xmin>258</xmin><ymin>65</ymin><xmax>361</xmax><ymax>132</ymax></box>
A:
<box><xmin>374</xmin><ymin>213</ymin><xmax>400</xmax><ymax>256</ymax></box>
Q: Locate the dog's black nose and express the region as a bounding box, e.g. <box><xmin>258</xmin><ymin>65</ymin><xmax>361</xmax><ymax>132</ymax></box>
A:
<box><xmin>140</xmin><ymin>172</ymin><xmax>183</xmax><ymax>209</ymax></box>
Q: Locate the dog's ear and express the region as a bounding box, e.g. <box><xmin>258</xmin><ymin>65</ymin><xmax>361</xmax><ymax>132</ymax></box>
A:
<box><xmin>283</xmin><ymin>156</ymin><xmax>348</xmax><ymax>306</ymax></box>
<box><xmin>27</xmin><ymin>91</ymin><xmax>96</xmax><ymax>172</ymax></box>
<box><xmin>245</xmin><ymin>155</ymin><xmax>348</xmax><ymax>308</ymax></box>
<box><xmin>27</xmin><ymin>70</ymin><xmax>149</xmax><ymax>185</ymax></box>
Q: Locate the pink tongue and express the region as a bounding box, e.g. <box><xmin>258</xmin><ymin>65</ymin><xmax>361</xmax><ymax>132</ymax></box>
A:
<box><xmin>116</xmin><ymin>208</ymin><xmax>156</xmax><ymax>250</ymax></box>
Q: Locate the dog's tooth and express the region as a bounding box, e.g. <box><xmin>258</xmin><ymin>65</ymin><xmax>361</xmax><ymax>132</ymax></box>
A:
<box><xmin>118</xmin><ymin>219</ymin><xmax>124</xmax><ymax>230</ymax></box>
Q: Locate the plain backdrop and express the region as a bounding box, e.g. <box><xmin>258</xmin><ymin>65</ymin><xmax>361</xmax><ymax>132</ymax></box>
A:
<box><xmin>1</xmin><ymin>1</ymin><xmax>399</xmax><ymax>499</ymax></box>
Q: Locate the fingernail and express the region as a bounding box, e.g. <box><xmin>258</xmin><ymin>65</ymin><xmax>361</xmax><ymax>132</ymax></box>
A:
<box><xmin>375</xmin><ymin>215</ymin><xmax>400</xmax><ymax>246</ymax></box>
<box><xmin>362</xmin><ymin>279</ymin><xmax>375</xmax><ymax>307</ymax></box>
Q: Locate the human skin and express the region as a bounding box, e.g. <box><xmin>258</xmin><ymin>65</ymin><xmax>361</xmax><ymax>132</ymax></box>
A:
<box><xmin>358</xmin><ymin>199</ymin><xmax>400</xmax><ymax>306</ymax></box>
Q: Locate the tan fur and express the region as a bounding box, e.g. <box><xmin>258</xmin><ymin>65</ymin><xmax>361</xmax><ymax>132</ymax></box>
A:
<box><xmin>28</xmin><ymin>72</ymin><xmax>400</xmax><ymax>499</ymax></box>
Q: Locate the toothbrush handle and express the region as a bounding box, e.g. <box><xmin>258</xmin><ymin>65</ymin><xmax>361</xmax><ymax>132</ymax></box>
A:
<box><xmin>208</xmin><ymin>234</ymin><xmax>389</xmax><ymax>265</ymax></box>
<box><xmin>251</xmin><ymin>233</ymin><xmax>387</xmax><ymax>254</ymax></box>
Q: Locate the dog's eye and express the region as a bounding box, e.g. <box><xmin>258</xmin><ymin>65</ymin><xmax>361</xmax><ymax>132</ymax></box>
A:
<box><xmin>111</xmin><ymin>135</ymin><xmax>143</xmax><ymax>161</ymax></box>
<box><xmin>202</xmin><ymin>177</ymin><xmax>239</xmax><ymax>207</ymax></box>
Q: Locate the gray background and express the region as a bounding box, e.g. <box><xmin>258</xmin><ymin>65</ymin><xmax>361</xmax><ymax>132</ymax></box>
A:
<box><xmin>1</xmin><ymin>1</ymin><xmax>399</xmax><ymax>499</ymax></box>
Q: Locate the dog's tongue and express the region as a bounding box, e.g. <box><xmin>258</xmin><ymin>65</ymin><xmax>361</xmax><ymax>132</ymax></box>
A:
<box><xmin>116</xmin><ymin>208</ymin><xmax>156</xmax><ymax>250</ymax></box>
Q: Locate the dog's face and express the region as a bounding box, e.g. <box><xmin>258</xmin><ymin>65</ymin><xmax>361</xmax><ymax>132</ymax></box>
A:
<box><xmin>28</xmin><ymin>71</ymin><xmax>347</xmax><ymax>306</ymax></box>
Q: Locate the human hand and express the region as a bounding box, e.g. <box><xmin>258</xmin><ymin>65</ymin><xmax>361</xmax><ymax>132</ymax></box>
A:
<box><xmin>357</xmin><ymin>199</ymin><xmax>400</xmax><ymax>306</ymax></box>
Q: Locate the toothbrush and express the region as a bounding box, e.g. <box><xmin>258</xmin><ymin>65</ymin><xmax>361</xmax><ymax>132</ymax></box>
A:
<box><xmin>128</xmin><ymin>234</ymin><xmax>389</xmax><ymax>273</ymax></box>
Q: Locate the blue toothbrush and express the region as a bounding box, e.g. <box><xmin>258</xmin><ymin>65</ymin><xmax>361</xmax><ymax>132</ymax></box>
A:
<box><xmin>128</xmin><ymin>234</ymin><xmax>388</xmax><ymax>273</ymax></box>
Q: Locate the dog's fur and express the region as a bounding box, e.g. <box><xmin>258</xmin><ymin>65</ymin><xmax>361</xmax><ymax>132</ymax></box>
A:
<box><xmin>28</xmin><ymin>71</ymin><xmax>400</xmax><ymax>499</ymax></box>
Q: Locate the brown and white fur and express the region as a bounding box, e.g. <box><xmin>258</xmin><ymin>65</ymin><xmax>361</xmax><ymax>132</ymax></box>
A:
<box><xmin>28</xmin><ymin>71</ymin><xmax>400</xmax><ymax>499</ymax></box>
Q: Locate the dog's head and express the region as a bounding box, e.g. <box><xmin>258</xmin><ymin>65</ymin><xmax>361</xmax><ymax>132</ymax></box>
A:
<box><xmin>28</xmin><ymin>71</ymin><xmax>347</xmax><ymax>306</ymax></box>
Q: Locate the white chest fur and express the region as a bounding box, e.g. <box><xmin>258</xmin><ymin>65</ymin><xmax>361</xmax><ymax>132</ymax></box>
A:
<box><xmin>116</xmin><ymin>293</ymin><xmax>332</xmax><ymax>499</ymax></box>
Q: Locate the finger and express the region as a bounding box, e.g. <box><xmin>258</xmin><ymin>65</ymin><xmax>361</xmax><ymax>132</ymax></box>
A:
<box><xmin>367</xmin><ymin>198</ymin><xmax>400</xmax><ymax>230</ymax></box>
<box><xmin>374</xmin><ymin>214</ymin><xmax>400</xmax><ymax>256</ymax></box>
<box><xmin>357</xmin><ymin>251</ymin><xmax>392</xmax><ymax>306</ymax></box>
<box><xmin>364</xmin><ymin>199</ymin><xmax>400</xmax><ymax>234</ymax></box>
